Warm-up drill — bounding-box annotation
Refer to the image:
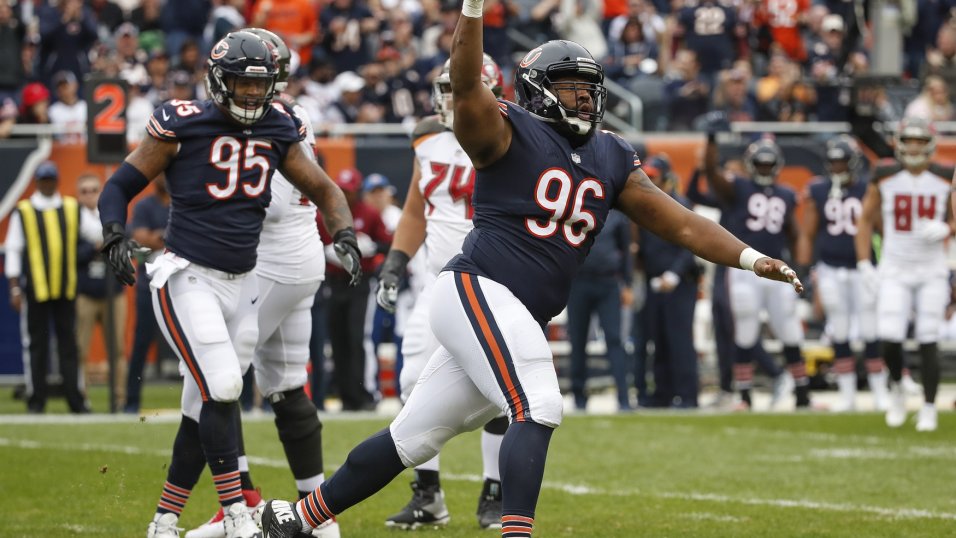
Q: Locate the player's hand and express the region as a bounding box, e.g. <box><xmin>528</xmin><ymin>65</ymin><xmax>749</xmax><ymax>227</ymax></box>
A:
<box><xmin>376</xmin><ymin>250</ymin><xmax>411</xmax><ymax>313</ymax></box>
<box><xmin>857</xmin><ymin>259</ymin><xmax>879</xmax><ymax>296</ymax></box>
<box><xmin>101</xmin><ymin>222</ymin><xmax>139</xmax><ymax>286</ymax></box>
<box><xmin>915</xmin><ymin>219</ymin><xmax>952</xmax><ymax>243</ymax></box>
<box><xmin>753</xmin><ymin>257</ymin><xmax>803</xmax><ymax>294</ymax></box>
<box><xmin>333</xmin><ymin>227</ymin><xmax>363</xmax><ymax>286</ymax></box>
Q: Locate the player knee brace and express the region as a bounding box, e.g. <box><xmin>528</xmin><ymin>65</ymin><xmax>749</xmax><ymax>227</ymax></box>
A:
<box><xmin>483</xmin><ymin>415</ymin><xmax>509</xmax><ymax>434</ymax></box>
<box><xmin>205</xmin><ymin>369</ymin><xmax>244</xmax><ymax>402</ymax></box>
<box><xmin>272</xmin><ymin>387</ymin><xmax>324</xmax><ymax>479</ymax></box>
<box><xmin>523</xmin><ymin>390</ymin><xmax>563</xmax><ymax>428</ymax></box>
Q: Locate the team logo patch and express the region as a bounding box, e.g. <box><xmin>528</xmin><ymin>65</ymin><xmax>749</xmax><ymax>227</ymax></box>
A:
<box><xmin>211</xmin><ymin>39</ymin><xmax>230</xmax><ymax>60</ymax></box>
<box><xmin>519</xmin><ymin>47</ymin><xmax>542</xmax><ymax>68</ymax></box>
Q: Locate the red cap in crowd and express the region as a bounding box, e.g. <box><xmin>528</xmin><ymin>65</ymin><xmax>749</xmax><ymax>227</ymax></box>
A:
<box><xmin>335</xmin><ymin>168</ymin><xmax>363</xmax><ymax>192</ymax></box>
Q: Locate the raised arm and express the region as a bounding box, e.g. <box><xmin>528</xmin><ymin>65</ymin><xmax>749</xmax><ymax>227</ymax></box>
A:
<box><xmin>449</xmin><ymin>2</ymin><xmax>511</xmax><ymax>168</ymax></box>
<box><xmin>703</xmin><ymin>137</ymin><xmax>735</xmax><ymax>205</ymax></box>
<box><xmin>614</xmin><ymin>168</ymin><xmax>802</xmax><ymax>292</ymax></box>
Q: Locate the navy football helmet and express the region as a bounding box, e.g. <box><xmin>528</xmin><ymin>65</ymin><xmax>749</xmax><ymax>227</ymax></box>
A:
<box><xmin>242</xmin><ymin>27</ymin><xmax>292</xmax><ymax>92</ymax></box>
<box><xmin>206</xmin><ymin>31</ymin><xmax>279</xmax><ymax>125</ymax></box>
<box><xmin>513</xmin><ymin>40</ymin><xmax>607</xmax><ymax>142</ymax></box>
<box><xmin>825</xmin><ymin>134</ymin><xmax>861</xmax><ymax>187</ymax></box>
<box><xmin>433</xmin><ymin>53</ymin><xmax>503</xmax><ymax>129</ymax></box>
<box><xmin>744</xmin><ymin>137</ymin><xmax>784</xmax><ymax>186</ymax></box>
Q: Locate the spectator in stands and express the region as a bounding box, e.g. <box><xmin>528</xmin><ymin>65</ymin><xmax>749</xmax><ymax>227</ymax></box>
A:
<box><xmin>567</xmin><ymin>209</ymin><xmax>634</xmax><ymax>412</ymax></box>
<box><xmin>0</xmin><ymin>97</ymin><xmax>17</xmax><ymax>139</ymax></box>
<box><xmin>921</xmin><ymin>23</ymin><xmax>956</xmax><ymax>95</ymax></box>
<box><xmin>173</xmin><ymin>38</ymin><xmax>203</xmax><ymax>77</ymax></box>
<box><xmin>420</xmin><ymin>2</ymin><xmax>461</xmax><ymax>60</ymax></box>
<box><xmin>144</xmin><ymin>50</ymin><xmax>171</xmax><ymax>105</ymax></box>
<box><xmin>375</xmin><ymin>46</ymin><xmax>426</xmax><ymax>124</ymax></box>
<box><xmin>328</xmin><ymin>70</ymin><xmax>382</xmax><ymax>124</ymax></box>
<box><xmin>89</xmin><ymin>0</ymin><xmax>124</xmax><ymax>37</ymax></box>
<box><xmin>37</xmin><ymin>0</ymin><xmax>97</xmax><ymax>87</ymax></box>
<box><xmin>161</xmin><ymin>0</ymin><xmax>211</xmax><ymax>64</ymax></box>
<box><xmin>124</xmin><ymin>175</ymin><xmax>172</xmax><ymax>414</ymax></box>
<box><xmin>904</xmin><ymin>74</ymin><xmax>955</xmax><ymax>121</ymax></box>
<box><xmin>0</xmin><ymin>1</ymin><xmax>25</xmax><ymax>103</ymax></box>
<box><xmin>713</xmin><ymin>67</ymin><xmax>757</xmax><ymax>122</ymax></box>
<box><xmin>115</xmin><ymin>22</ymin><xmax>149</xmax><ymax>88</ymax></box>
<box><xmin>556</xmin><ymin>0</ymin><xmax>607</xmax><ymax>62</ymax></box>
<box><xmin>320</xmin><ymin>0</ymin><xmax>377</xmax><ymax>73</ymax></box>
<box><xmin>756</xmin><ymin>51</ymin><xmax>815</xmax><ymax>122</ymax></box>
<box><xmin>676</xmin><ymin>0</ymin><xmax>738</xmax><ymax>82</ymax></box>
<box><xmin>125</xmin><ymin>73</ymin><xmax>155</xmax><ymax>145</ymax></box>
<box><xmin>605</xmin><ymin>16</ymin><xmax>659</xmax><ymax>83</ymax></box>
<box><xmin>512</xmin><ymin>0</ymin><xmax>560</xmax><ymax>45</ymax></box>
<box><xmin>808</xmin><ymin>14</ymin><xmax>854</xmax><ymax>122</ymax></box>
<box><xmin>131</xmin><ymin>0</ymin><xmax>165</xmax><ymax>34</ymax></box>
<box><xmin>664</xmin><ymin>49</ymin><xmax>710</xmax><ymax>130</ymax></box>
<box><xmin>204</xmin><ymin>0</ymin><xmax>246</xmax><ymax>49</ymax></box>
<box><xmin>168</xmin><ymin>69</ymin><xmax>197</xmax><ymax>101</ymax></box>
<box><xmin>607</xmin><ymin>0</ymin><xmax>665</xmax><ymax>46</ymax></box>
<box><xmin>74</xmin><ymin>173</ymin><xmax>126</xmax><ymax>411</ymax></box>
<box><xmin>483</xmin><ymin>0</ymin><xmax>519</xmax><ymax>67</ymax></box>
<box><xmin>250</xmin><ymin>0</ymin><xmax>319</xmax><ymax>67</ymax></box>
<box><xmin>18</xmin><ymin>82</ymin><xmax>50</xmax><ymax>125</ymax></box>
<box><xmin>48</xmin><ymin>70</ymin><xmax>87</xmax><ymax>143</ymax></box>
<box><xmin>300</xmin><ymin>58</ymin><xmax>340</xmax><ymax>128</ymax></box>
<box><xmin>754</xmin><ymin>0</ymin><xmax>810</xmax><ymax>63</ymax></box>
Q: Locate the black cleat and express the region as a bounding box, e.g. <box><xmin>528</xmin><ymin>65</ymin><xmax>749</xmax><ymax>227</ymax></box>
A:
<box><xmin>476</xmin><ymin>479</ymin><xmax>502</xmax><ymax>530</ymax></box>
<box><xmin>384</xmin><ymin>481</ymin><xmax>450</xmax><ymax>529</ymax></box>
<box><xmin>261</xmin><ymin>500</ymin><xmax>304</xmax><ymax>538</ymax></box>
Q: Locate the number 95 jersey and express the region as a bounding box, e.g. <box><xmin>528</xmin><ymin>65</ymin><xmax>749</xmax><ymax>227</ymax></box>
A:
<box><xmin>445</xmin><ymin>100</ymin><xmax>638</xmax><ymax>325</ymax></box>
<box><xmin>146</xmin><ymin>99</ymin><xmax>305</xmax><ymax>274</ymax></box>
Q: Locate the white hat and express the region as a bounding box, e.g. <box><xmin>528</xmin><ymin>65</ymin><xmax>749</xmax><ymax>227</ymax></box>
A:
<box><xmin>335</xmin><ymin>71</ymin><xmax>366</xmax><ymax>93</ymax></box>
<box><xmin>822</xmin><ymin>14</ymin><xmax>844</xmax><ymax>33</ymax></box>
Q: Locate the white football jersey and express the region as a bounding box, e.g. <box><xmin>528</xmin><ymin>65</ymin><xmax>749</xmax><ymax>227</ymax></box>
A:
<box><xmin>256</xmin><ymin>100</ymin><xmax>325</xmax><ymax>284</ymax></box>
<box><xmin>413</xmin><ymin>118</ymin><xmax>475</xmax><ymax>276</ymax></box>
<box><xmin>877</xmin><ymin>162</ymin><xmax>953</xmax><ymax>268</ymax></box>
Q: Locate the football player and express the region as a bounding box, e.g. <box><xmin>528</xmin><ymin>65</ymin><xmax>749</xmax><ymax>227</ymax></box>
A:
<box><xmin>98</xmin><ymin>31</ymin><xmax>360</xmax><ymax>538</ymax></box>
<box><xmin>261</xmin><ymin>11</ymin><xmax>800</xmax><ymax>538</ymax></box>
<box><xmin>703</xmin><ymin>135</ymin><xmax>811</xmax><ymax>410</ymax></box>
<box><xmin>856</xmin><ymin>117</ymin><xmax>954</xmax><ymax>432</ymax></box>
<box><xmin>183</xmin><ymin>29</ymin><xmax>340</xmax><ymax>538</ymax></box>
<box><xmin>796</xmin><ymin>135</ymin><xmax>888</xmax><ymax>412</ymax></box>
<box><xmin>375</xmin><ymin>55</ymin><xmax>508</xmax><ymax>531</ymax></box>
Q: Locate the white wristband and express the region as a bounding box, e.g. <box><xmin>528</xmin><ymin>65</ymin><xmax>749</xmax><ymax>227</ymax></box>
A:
<box><xmin>739</xmin><ymin>247</ymin><xmax>767</xmax><ymax>272</ymax></box>
<box><xmin>462</xmin><ymin>0</ymin><xmax>484</xmax><ymax>17</ymax></box>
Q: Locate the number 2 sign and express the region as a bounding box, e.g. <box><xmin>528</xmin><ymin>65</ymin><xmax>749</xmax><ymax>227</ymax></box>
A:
<box><xmin>85</xmin><ymin>76</ymin><xmax>129</xmax><ymax>163</ymax></box>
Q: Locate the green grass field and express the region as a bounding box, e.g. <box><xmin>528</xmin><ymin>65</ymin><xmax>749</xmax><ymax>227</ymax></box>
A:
<box><xmin>2</xmin><ymin>388</ymin><xmax>956</xmax><ymax>537</ymax></box>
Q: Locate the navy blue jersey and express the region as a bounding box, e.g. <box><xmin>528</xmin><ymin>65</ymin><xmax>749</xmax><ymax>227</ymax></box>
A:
<box><xmin>722</xmin><ymin>178</ymin><xmax>796</xmax><ymax>260</ymax></box>
<box><xmin>445</xmin><ymin>101</ymin><xmax>638</xmax><ymax>324</ymax></box>
<box><xmin>807</xmin><ymin>177</ymin><xmax>867</xmax><ymax>268</ymax></box>
<box><xmin>146</xmin><ymin>99</ymin><xmax>304</xmax><ymax>273</ymax></box>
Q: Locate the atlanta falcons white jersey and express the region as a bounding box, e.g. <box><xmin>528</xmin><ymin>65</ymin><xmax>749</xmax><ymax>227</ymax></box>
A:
<box><xmin>256</xmin><ymin>99</ymin><xmax>325</xmax><ymax>284</ymax></box>
<box><xmin>413</xmin><ymin>117</ymin><xmax>475</xmax><ymax>276</ymax></box>
<box><xmin>876</xmin><ymin>161</ymin><xmax>954</xmax><ymax>269</ymax></box>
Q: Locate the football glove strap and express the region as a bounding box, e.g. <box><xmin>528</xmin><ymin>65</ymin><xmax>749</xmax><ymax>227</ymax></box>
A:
<box><xmin>333</xmin><ymin>227</ymin><xmax>363</xmax><ymax>286</ymax></box>
<box><xmin>376</xmin><ymin>250</ymin><xmax>410</xmax><ymax>313</ymax></box>
<box><xmin>101</xmin><ymin>222</ymin><xmax>137</xmax><ymax>286</ymax></box>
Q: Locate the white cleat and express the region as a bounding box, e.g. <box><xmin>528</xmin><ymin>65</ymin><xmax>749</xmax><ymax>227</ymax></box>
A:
<box><xmin>186</xmin><ymin>494</ymin><xmax>264</xmax><ymax>538</ymax></box>
<box><xmin>312</xmin><ymin>518</ymin><xmax>342</xmax><ymax>537</ymax></box>
<box><xmin>916</xmin><ymin>404</ymin><xmax>938</xmax><ymax>432</ymax></box>
<box><xmin>885</xmin><ymin>385</ymin><xmax>907</xmax><ymax>428</ymax></box>
<box><xmin>769</xmin><ymin>373</ymin><xmax>793</xmax><ymax>410</ymax></box>
<box><xmin>830</xmin><ymin>401</ymin><xmax>856</xmax><ymax>413</ymax></box>
<box><xmin>901</xmin><ymin>374</ymin><xmax>922</xmax><ymax>396</ymax></box>
<box><xmin>223</xmin><ymin>502</ymin><xmax>263</xmax><ymax>538</ymax></box>
<box><xmin>148</xmin><ymin>513</ymin><xmax>183</xmax><ymax>538</ymax></box>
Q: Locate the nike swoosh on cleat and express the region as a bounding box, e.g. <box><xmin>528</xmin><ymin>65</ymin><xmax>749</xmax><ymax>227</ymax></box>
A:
<box><xmin>251</xmin><ymin>296</ymin><xmax>259</xmax><ymax>305</ymax></box>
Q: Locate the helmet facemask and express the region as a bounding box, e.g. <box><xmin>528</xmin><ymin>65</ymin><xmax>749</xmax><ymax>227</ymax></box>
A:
<box><xmin>433</xmin><ymin>54</ymin><xmax>503</xmax><ymax>130</ymax></box>
<box><xmin>744</xmin><ymin>143</ymin><xmax>783</xmax><ymax>187</ymax></box>
<box><xmin>208</xmin><ymin>67</ymin><xmax>276</xmax><ymax>125</ymax></box>
<box><xmin>894</xmin><ymin>118</ymin><xmax>936</xmax><ymax>170</ymax></box>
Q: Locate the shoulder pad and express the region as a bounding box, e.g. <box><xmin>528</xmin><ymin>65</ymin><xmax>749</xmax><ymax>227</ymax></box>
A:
<box><xmin>145</xmin><ymin>100</ymin><xmax>203</xmax><ymax>141</ymax></box>
<box><xmin>412</xmin><ymin>116</ymin><xmax>448</xmax><ymax>142</ymax></box>
<box><xmin>274</xmin><ymin>94</ymin><xmax>298</xmax><ymax>114</ymax></box>
<box><xmin>928</xmin><ymin>162</ymin><xmax>955</xmax><ymax>181</ymax></box>
<box><xmin>873</xmin><ymin>159</ymin><xmax>903</xmax><ymax>181</ymax></box>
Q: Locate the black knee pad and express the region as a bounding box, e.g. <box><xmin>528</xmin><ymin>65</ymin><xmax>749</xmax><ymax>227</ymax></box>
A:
<box><xmin>272</xmin><ymin>387</ymin><xmax>324</xmax><ymax>478</ymax></box>
<box><xmin>483</xmin><ymin>415</ymin><xmax>509</xmax><ymax>435</ymax></box>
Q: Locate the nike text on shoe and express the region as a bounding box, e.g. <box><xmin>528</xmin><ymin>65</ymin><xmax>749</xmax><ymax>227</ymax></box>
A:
<box><xmin>223</xmin><ymin>502</ymin><xmax>262</xmax><ymax>538</ymax></box>
<box><xmin>261</xmin><ymin>500</ymin><xmax>305</xmax><ymax>538</ymax></box>
<box><xmin>384</xmin><ymin>481</ymin><xmax>450</xmax><ymax>529</ymax></box>
<box><xmin>476</xmin><ymin>479</ymin><xmax>502</xmax><ymax>530</ymax></box>
<box><xmin>148</xmin><ymin>513</ymin><xmax>183</xmax><ymax>538</ymax></box>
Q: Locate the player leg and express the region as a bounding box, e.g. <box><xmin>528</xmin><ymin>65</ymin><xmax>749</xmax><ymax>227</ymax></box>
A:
<box><xmin>913</xmin><ymin>273</ymin><xmax>948</xmax><ymax>431</ymax></box>
<box><xmin>729</xmin><ymin>270</ymin><xmax>761</xmax><ymax>408</ymax></box>
<box><xmin>710</xmin><ymin>266</ymin><xmax>736</xmax><ymax>407</ymax></box>
<box><xmin>765</xmin><ymin>277</ymin><xmax>809</xmax><ymax>408</ymax></box>
<box><xmin>565</xmin><ymin>277</ymin><xmax>594</xmax><ymax>410</ymax></box>
<box><xmin>152</xmin><ymin>266</ymin><xmax>261</xmax><ymax>537</ymax></box>
<box><xmin>876</xmin><ymin>267</ymin><xmax>914</xmax><ymax>427</ymax></box>
<box><xmin>853</xmin><ymin>267</ymin><xmax>888</xmax><ymax>410</ymax></box>
<box><xmin>817</xmin><ymin>265</ymin><xmax>856</xmax><ymax>411</ymax></box>
<box><xmin>662</xmin><ymin>278</ymin><xmax>699</xmax><ymax>408</ymax></box>
<box><xmin>593</xmin><ymin>277</ymin><xmax>631</xmax><ymax>410</ymax></box>
<box><xmin>386</xmin><ymin>284</ymin><xmax>450</xmax><ymax>529</ymax></box>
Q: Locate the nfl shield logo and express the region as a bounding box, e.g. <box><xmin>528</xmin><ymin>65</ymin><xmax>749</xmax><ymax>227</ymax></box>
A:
<box><xmin>571</xmin><ymin>153</ymin><xmax>581</xmax><ymax>164</ymax></box>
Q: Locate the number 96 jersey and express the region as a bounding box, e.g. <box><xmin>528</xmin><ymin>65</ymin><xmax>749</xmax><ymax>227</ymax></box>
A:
<box><xmin>444</xmin><ymin>100</ymin><xmax>637</xmax><ymax>325</ymax></box>
<box><xmin>146</xmin><ymin>99</ymin><xmax>305</xmax><ymax>274</ymax></box>
<box><xmin>413</xmin><ymin>116</ymin><xmax>477</xmax><ymax>277</ymax></box>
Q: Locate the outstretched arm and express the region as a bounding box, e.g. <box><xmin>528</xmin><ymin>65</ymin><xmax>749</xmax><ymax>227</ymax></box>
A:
<box><xmin>390</xmin><ymin>159</ymin><xmax>427</xmax><ymax>258</ymax></box>
<box><xmin>449</xmin><ymin>1</ymin><xmax>511</xmax><ymax>168</ymax></box>
<box><xmin>614</xmin><ymin>168</ymin><xmax>802</xmax><ymax>292</ymax></box>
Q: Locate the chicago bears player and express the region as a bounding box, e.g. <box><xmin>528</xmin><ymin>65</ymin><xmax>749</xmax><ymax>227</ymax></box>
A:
<box><xmin>856</xmin><ymin>117</ymin><xmax>954</xmax><ymax>432</ymax></box>
<box><xmin>183</xmin><ymin>29</ymin><xmax>340</xmax><ymax>538</ymax></box>
<box><xmin>376</xmin><ymin>55</ymin><xmax>508</xmax><ymax>531</ymax></box>
<box><xmin>796</xmin><ymin>135</ymin><xmax>888</xmax><ymax>412</ymax></box>
<box><xmin>704</xmin><ymin>136</ymin><xmax>811</xmax><ymax>410</ymax></box>
<box><xmin>97</xmin><ymin>31</ymin><xmax>360</xmax><ymax>538</ymax></box>
<box><xmin>261</xmin><ymin>7</ymin><xmax>800</xmax><ymax>537</ymax></box>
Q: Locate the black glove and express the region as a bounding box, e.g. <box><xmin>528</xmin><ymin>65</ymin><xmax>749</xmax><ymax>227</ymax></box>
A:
<box><xmin>333</xmin><ymin>227</ymin><xmax>363</xmax><ymax>287</ymax></box>
<box><xmin>101</xmin><ymin>222</ymin><xmax>138</xmax><ymax>286</ymax></box>
<box><xmin>376</xmin><ymin>250</ymin><xmax>410</xmax><ymax>313</ymax></box>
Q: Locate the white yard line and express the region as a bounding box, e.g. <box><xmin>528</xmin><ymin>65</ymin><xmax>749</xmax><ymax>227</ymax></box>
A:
<box><xmin>4</xmin><ymin>433</ymin><xmax>956</xmax><ymax>523</ymax></box>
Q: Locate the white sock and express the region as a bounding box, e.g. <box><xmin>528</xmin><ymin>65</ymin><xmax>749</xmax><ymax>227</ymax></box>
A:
<box><xmin>837</xmin><ymin>372</ymin><xmax>856</xmax><ymax>407</ymax></box>
<box><xmin>417</xmin><ymin>454</ymin><xmax>440</xmax><ymax>473</ymax></box>
<box><xmin>296</xmin><ymin>473</ymin><xmax>325</xmax><ymax>495</ymax></box>
<box><xmin>481</xmin><ymin>430</ymin><xmax>504</xmax><ymax>482</ymax></box>
<box><xmin>868</xmin><ymin>370</ymin><xmax>888</xmax><ymax>402</ymax></box>
<box><xmin>295</xmin><ymin>502</ymin><xmax>313</xmax><ymax>532</ymax></box>
<box><xmin>238</xmin><ymin>455</ymin><xmax>249</xmax><ymax>473</ymax></box>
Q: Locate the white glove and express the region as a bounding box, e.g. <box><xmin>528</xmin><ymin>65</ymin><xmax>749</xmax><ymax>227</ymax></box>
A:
<box><xmin>857</xmin><ymin>260</ymin><xmax>879</xmax><ymax>297</ymax></box>
<box><xmin>915</xmin><ymin>219</ymin><xmax>952</xmax><ymax>243</ymax></box>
